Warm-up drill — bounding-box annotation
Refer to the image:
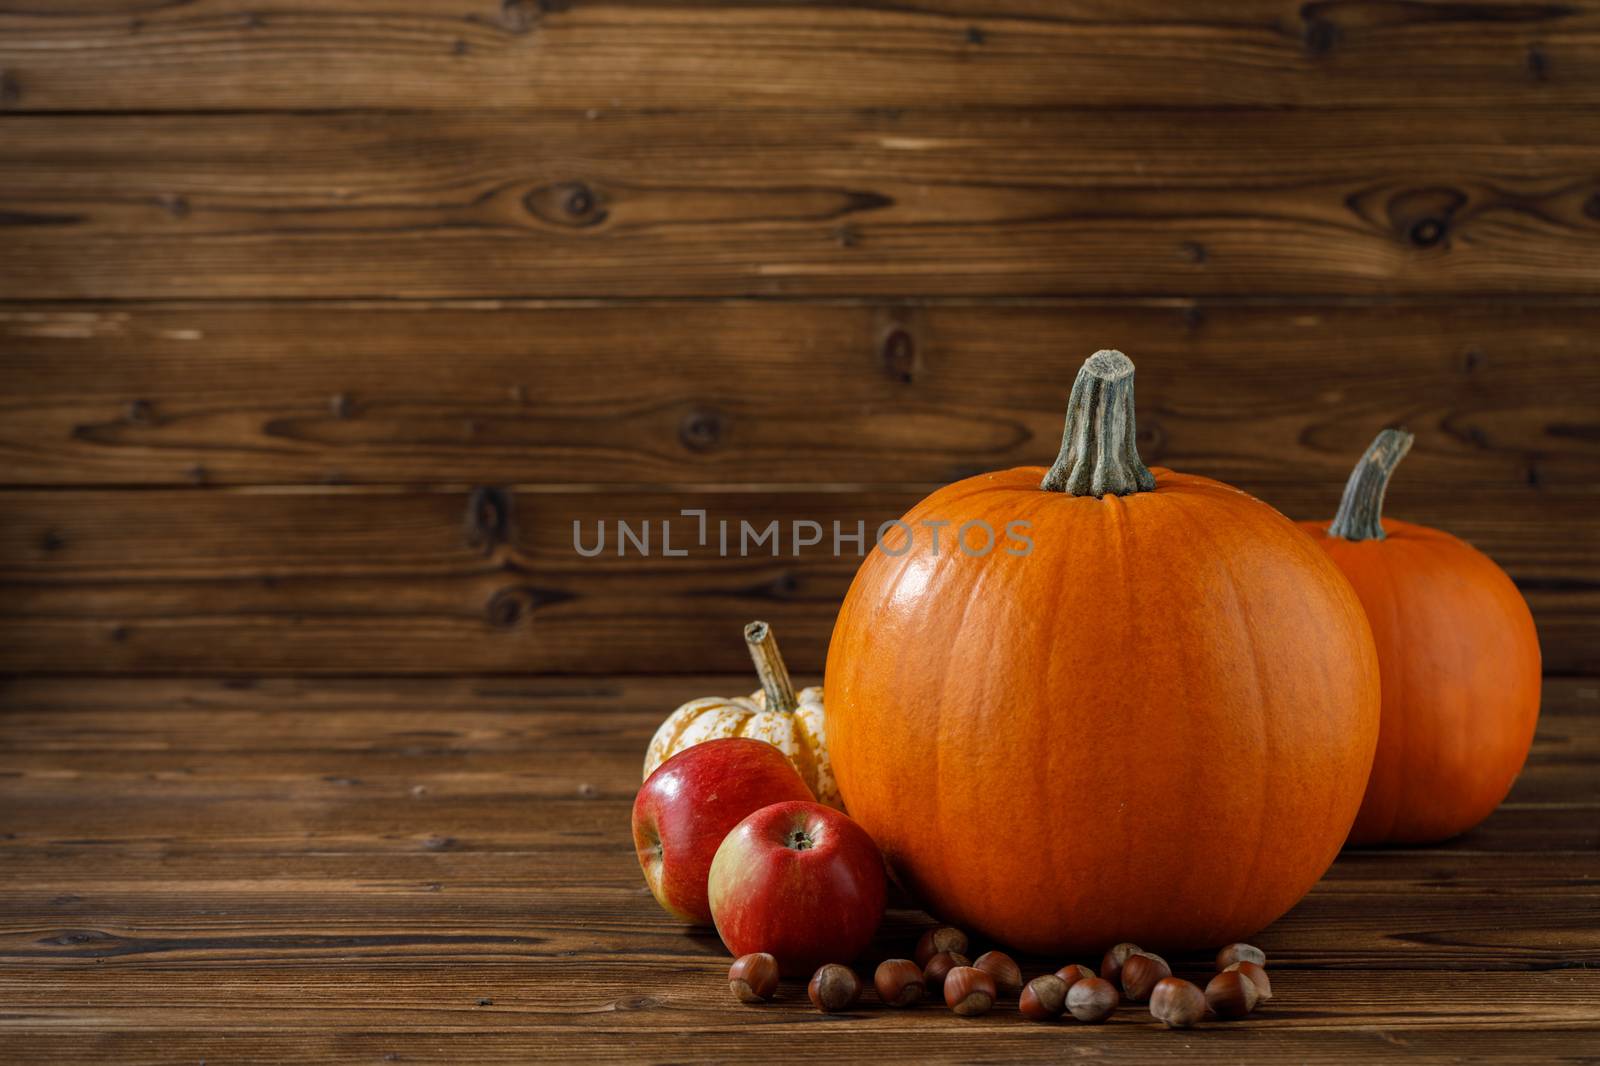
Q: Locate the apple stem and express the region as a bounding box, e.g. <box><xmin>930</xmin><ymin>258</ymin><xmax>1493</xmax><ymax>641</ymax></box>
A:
<box><xmin>744</xmin><ymin>620</ymin><xmax>799</xmax><ymax>714</ymax></box>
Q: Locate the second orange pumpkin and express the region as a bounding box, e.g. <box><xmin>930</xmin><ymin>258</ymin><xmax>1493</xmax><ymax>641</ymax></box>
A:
<box><xmin>1300</xmin><ymin>430</ymin><xmax>1542</xmax><ymax>844</ymax></box>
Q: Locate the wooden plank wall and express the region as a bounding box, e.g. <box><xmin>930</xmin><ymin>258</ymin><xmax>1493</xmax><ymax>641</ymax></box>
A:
<box><xmin>1</xmin><ymin>1</ymin><xmax>1597</xmax><ymax>676</ymax></box>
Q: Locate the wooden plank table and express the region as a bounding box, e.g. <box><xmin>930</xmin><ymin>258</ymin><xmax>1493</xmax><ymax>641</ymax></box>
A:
<box><xmin>1</xmin><ymin>675</ymin><xmax>1596</xmax><ymax>1062</ymax></box>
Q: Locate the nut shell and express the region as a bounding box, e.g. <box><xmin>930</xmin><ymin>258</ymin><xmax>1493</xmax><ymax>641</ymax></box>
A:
<box><xmin>1066</xmin><ymin>976</ymin><xmax>1119</xmax><ymax>1023</ymax></box>
<box><xmin>1019</xmin><ymin>974</ymin><xmax>1068</xmax><ymax>1021</ymax></box>
<box><xmin>1216</xmin><ymin>943</ymin><xmax>1267</xmax><ymax>971</ymax></box>
<box><xmin>914</xmin><ymin>926</ymin><xmax>969</xmax><ymax>967</ymax></box>
<box><xmin>1150</xmin><ymin>977</ymin><xmax>1206</xmax><ymax>1029</ymax></box>
<box><xmin>1055</xmin><ymin>963</ymin><xmax>1095</xmax><ymax>989</ymax></box>
<box><xmin>973</xmin><ymin>950</ymin><xmax>1023</xmax><ymax>994</ymax></box>
<box><xmin>808</xmin><ymin>963</ymin><xmax>861</xmax><ymax>1013</ymax></box>
<box><xmin>1120</xmin><ymin>951</ymin><xmax>1172</xmax><ymax>1003</ymax></box>
<box><xmin>922</xmin><ymin>950</ymin><xmax>971</xmax><ymax>995</ymax></box>
<box><xmin>1224</xmin><ymin>960</ymin><xmax>1273</xmax><ymax>1002</ymax></box>
<box><xmin>874</xmin><ymin>958</ymin><xmax>925</xmax><ymax>1008</ymax></box>
<box><xmin>1205</xmin><ymin>969</ymin><xmax>1260</xmax><ymax>1019</ymax></box>
<box><xmin>728</xmin><ymin>952</ymin><xmax>780</xmax><ymax>1003</ymax></box>
<box><xmin>943</xmin><ymin>966</ymin><xmax>996</xmax><ymax>1017</ymax></box>
<box><xmin>1099</xmin><ymin>942</ymin><xmax>1143</xmax><ymax>983</ymax></box>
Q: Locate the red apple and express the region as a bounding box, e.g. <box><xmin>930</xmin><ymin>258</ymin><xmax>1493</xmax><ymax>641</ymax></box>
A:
<box><xmin>708</xmin><ymin>800</ymin><xmax>887</xmax><ymax>974</ymax></box>
<box><xmin>632</xmin><ymin>738</ymin><xmax>814</xmax><ymax>924</ymax></box>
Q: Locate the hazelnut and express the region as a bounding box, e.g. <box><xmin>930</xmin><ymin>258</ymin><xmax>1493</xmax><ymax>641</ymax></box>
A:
<box><xmin>728</xmin><ymin>952</ymin><xmax>779</xmax><ymax>1003</ymax></box>
<box><xmin>1224</xmin><ymin>960</ymin><xmax>1273</xmax><ymax>1002</ymax></box>
<box><xmin>1065</xmin><ymin>975</ymin><xmax>1119</xmax><ymax>1023</ymax></box>
<box><xmin>1204</xmin><ymin>969</ymin><xmax>1260</xmax><ymax>1019</ymax></box>
<box><xmin>943</xmin><ymin>965</ymin><xmax>996</xmax><ymax>1016</ymax></box>
<box><xmin>1120</xmin><ymin>951</ymin><xmax>1172</xmax><ymax>1003</ymax></box>
<box><xmin>1055</xmin><ymin>962</ymin><xmax>1095</xmax><ymax>989</ymax></box>
<box><xmin>922</xmin><ymin>950</ymin><xmax>971</xmax><ymax>995</ymax></box>
<box><xmin>1019</xmin><ymin>974</ymin><xmax>1068</xmax><ymax>1021</ymax></box>
<box><xmin>1099</xmin><ymin>941</ymin><xmax>1142</xmax><ymax>983</ymax></box>
<box><xmin>914</xmin><ymin>925</ymin><xmax>969</xmax><ymax>967</ymax></box>
<box><xmin>874</xmin><ymin>958</ymin><xmax>925</xmax><ymax>1007</ymax></box>
<box><xmin>808</xmin><ymin>963</ymin><xmax>861</xmax><ymax>1013</ymax></box>
<box><xmin>973</xmin><ymin>950</ymin><xmax>1022</xmax><ymax>994</ymax></box>
<box><xmin>1149</xmin><ymin>977</ymin><xmax>1206</xmax><ymax>1029</ymax></box>
<box><xmin>1215</xmin><ymin>943</ymin><xmax>1267</xmax><ymax>971</ymax></box>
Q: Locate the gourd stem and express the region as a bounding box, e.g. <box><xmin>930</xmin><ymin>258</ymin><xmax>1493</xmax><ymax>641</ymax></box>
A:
<box><xmin>1040</xmin><ymin>349</ymin><xmax>1157</xmax><ymax>497</ymax></box>
<box><xmin>744</xmin><ymin>620</ymin><xmax>798</xmax><ymax>714</ymax></box>
<box><xmin>1327</xmin><ymin>429</ymin><xmax>1415</xmax><ymax>541</ymax></box>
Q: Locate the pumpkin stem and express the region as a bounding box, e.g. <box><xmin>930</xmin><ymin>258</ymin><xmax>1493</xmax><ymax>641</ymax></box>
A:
<box><xmin>1327</xmin><ymin>429</ymin><xmax>1415</xmax><ymax>541</ymax></box>
<box><xmin>744</xmin><ymin>620</ymin><xmax>798</xmax><ymax>714</ymax></box>
<box><xmin>1040</xmin><ymin>349</ymin><xmax>1157</xmax><ymax>497</ymax></box>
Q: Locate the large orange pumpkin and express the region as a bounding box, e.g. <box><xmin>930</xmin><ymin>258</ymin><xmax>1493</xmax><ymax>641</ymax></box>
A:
<box><xmin>825</xmin><ymin>350</ymin><xmax>1380</xmax><ymax>954</ymax></box>
<box><xmin>1299</xmin><ymin>430</ymin><xmax>1541</xmax><ymax>844</ymax></box>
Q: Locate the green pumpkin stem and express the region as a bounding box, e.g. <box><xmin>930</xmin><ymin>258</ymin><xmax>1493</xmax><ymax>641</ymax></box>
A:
<box><xmin>1041</xmin><ymin>349</ymin><xmax>1157</xmax><ymax>497</ymax></box>
<box><xmin>1327</xmin><ymin>429</ymin><xmax>1415</xmax><ymax>541</ymax></box>
<box><xmin>744</xmin><ymin>620</ymin><xmax>798</xmax><ymax>714</ymax></box>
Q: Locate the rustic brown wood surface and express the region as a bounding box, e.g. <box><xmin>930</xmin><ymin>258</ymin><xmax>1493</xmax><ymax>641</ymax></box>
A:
<box><xmin>2</xmin><ymin>1</ymin><xmax>1597</xmax><ymax>1058</ymax></box>
<box><xmin>3</xmin><ymin>484</ymin><xmax>1596</xmax><ymax>675</ymax></box>
<box><xmin>4</xmin><ymin>110</ymin><xmax>1600</xmax><ymax>298</ymax></box>
<box><xmin>1</xmin><ymin>0</ymin><xmax>1596</xmax><ymax>112</ymax></box>
<box><xmin>4</xmin><ymin>300</ymin><xmax>1599</xmax><ymax>489</ymax></box>
<box><xmin>0</xmin><ymin>675</ymin><xmax>1595</xmax><ymax>1063</ymax></box>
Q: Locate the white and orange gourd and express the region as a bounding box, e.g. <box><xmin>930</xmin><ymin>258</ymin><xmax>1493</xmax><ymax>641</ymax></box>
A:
<box><xmin>643</xmin><ymin>621</ymin><xmax>838</xmax><ymax>808</ymax></box>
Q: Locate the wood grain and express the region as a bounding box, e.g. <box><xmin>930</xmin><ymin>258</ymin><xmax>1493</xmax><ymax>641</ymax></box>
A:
<box><xmin>4</xmin><ymin>300</ymin><xmax>1599</xmax><ymax>490</ymax></box>
<box><xmin>0</xmin><ymin>675</ymin><xmax>1595</xmax><ymax>1063</ymax></box>
<box><xmin>2</xmin><ymin>487</ymin><xmax>1595</xmax><ymax>675</ymax></box>
<box><xmin>4</xmin><ymin>110</ymin><xmax>1600</xmax><ymax>298</ymax></box>
<box><xmin>0</xmin><ymin>0</ymin><xmax>1595</xmax><ymax>113</ymax></box>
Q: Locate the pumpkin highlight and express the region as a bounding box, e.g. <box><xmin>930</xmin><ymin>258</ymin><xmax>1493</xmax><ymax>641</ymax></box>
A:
<box><xmin>824</xmin><ymin>350</ymin><xmax>1380</xmax><ymax>953</ymax></box>
<box><xmin>1300</xmin><ymin>429</ymin><xmax>1541</xmax><ymax>844</ymax></box>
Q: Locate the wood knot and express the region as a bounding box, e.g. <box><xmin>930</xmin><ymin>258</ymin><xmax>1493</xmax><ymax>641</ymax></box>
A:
<box><xmin>679</xmin><ymin>408</ymin><xmax>725</xmax><ymax>452</ymax></box>
<box><xmin>485</xmin><ymin>585</ymin><xmax>573</xmax><ymax>626</ymax></box>
<box><xmin>1527</xmin><ymin>43</ymin><xmax>1549</xmax><ymax>81</ymax></box>
<box><xmin>500</xmin><ymin>0</ymin><xmax>539</xmax><ymax>32</ymax></box>
<box><xmin>524</xmin><ymin>181</ymin><xmax>609</xmax><ymax>228</ymax></box>
<box><xmin>1386</xmin><ymin>187</ymin><xmax>1466</xmax><ymax>250</ymax></box>
<box><xmin>1302</xmin><ymin>16</ymin><xmax>1339</xmax><ymax>57</ymax></box>
<box><xmin>763</xmin><ymin>573</ymin><xmax>800</xmax><ymax>599</ymax></box>
<box><xmin>1179</xmin><ymin>241</ymin><xmax>1208</xmax><ymax>264</ymax></box>
<box><xmin>330</xmin><ymin>392</ymin><xmax>354</xmax><ymax>418</ymax></box>
<box><xmin>965</xmin><ymin>25</ymin><xmax>986</xmax><ymax>44</ymax></box>
<box><xmin>1461</xmin><ymin>347</ymin><xmax>1485</xmax><ymax>373</ymax></box>
<box><xmin>1583</xmin><ymin>191</ymin><xmax>1600</xmax><ymax>221</ymax></box>
<box><xmin>881</xmin><ymin>327</ymin><xmax>917</xmax><ymax>383</ymax></box>
<box><xmin>465</xmin><ymin>486</ymin><xmax>513</xmax><ymax>554</ymax></box>
<box><xmin>126</xmin><ymin>399</ymin><xmax>157</xmax><ymax>424</ymax></box>
<box><xmin>485</xmin><ymin>588</ymin><xmax>524</xmax><ymax>627</ymax></box>
<box><xmin>1136</xmin><ymin>419</ymin><xmax>1166</xmax><ymax>458</ymax></box>
<box><xmin>39</xmin><ymin>529</ymin><xmax>65</xmax><ymax>552</ymax></box>
<box><xmin>41</xmin><ymin>929</ymin><xmax>120</xmax><ymax>948</ymax></box>
<box><xmin>159</xmin><ymin>195</ymin><xmax>190</xmax><ymax>219</ymax></box>
<box><xmin>1408</xmin><ymin>217</ymin><xmax>1447</xmax><ymax>248</ymax></box>
<box><xmin>615</xmin><ymin>995</ymin><xmax>661</xmax><ymax>1011</ymax></box>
